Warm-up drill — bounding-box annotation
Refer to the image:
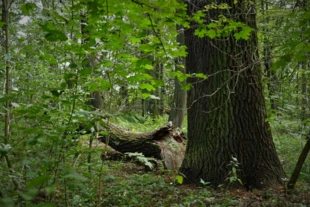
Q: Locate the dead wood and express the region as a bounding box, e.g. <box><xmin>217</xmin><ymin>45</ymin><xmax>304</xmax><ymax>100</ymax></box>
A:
<box><xmin>97</xmin><ymin>120</ymin><xmax>186</xmax><ymax>171</ymax></box>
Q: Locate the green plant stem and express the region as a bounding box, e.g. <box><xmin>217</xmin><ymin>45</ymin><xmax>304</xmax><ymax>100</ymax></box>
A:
<box><xmin>88</xmin><ymin>133</ymin><xmax>94</xmax><ymax>172</ymax></box>
<box><xmin>97</xmin><ymin>161</ymin><xmax>104</xmax><ymax>207</ymax></box>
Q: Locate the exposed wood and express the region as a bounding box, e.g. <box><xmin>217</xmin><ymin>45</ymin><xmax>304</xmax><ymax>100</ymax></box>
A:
<box><xmin>97</xmin><ymin>121</ymin><xmax>186</xmax><ymax>171</ymax></box>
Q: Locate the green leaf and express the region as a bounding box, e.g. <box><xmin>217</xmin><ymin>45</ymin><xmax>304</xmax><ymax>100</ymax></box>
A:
<box><xmin>143</xmin><ymin>64</ymin><xmax>153</xmax><ymax>70</ymax></box>
<box><xmin>0</xmin><ymin>197</ymin><xmax>14</xmax><ymax>207</ymax></box>
<box><xmin>194</xmin><ymin>73</ymin><xmax>208</xmax><ymax>79</ymax></box>
<box><xmin>182</xmin><ymin>83</ymin><xmax>192</xmax><ymax>90</ymax></box>
<box><xmin>194</xmin><ymin>25</ymin><xmax>209</xmax><ymax>38</ymax></box>
<box><xmin>18</xmin><ymin>189</ymin><xmax>38</xmax><ymax>201</ymax></box>
<box><xmin>45</xmin><ymin>30</ymin><xmax>68</xmax><ymax>42</ymax></box>
<box><xmin>64</xmin><ymin>73</ymin><xmax>75</xmax><ymax>80</ymax></box>
<box><xmin>26</xmin><ymin>175</ymin><xmax>50</xmax><ymax>188</ymax></box>
<box><xmin>86</xmin><ymin>80</ymin><xmax>112</xmax><ymax>92</ymax></box>
<box><xmin>63</xmin><ymin>170</ymin><xmax>88</xmax><ymax>181</ymax></box>
<box><xmin>234</xmin><ymin>26</ymin><xmax>253</xmax><ymax>40</ymax></box>
<box><xmin>175</xmin><ymin>175</ymin><xmax>183</xmax><ymax>184</ymax></box>
<box><xmin>170</xmin><ymin>71</ymin><xmax>190</xmax><ymax>82</ymax></box>
<box><xmin>20</xmin><ymin>3</ymin><xmax>37</xmax><ymax>15</ymax></box>
<box><xmin>205</xmin><ymin>29</ymin><xmax>217</xmax><ymax>39</ymax></box>
<box><xmin>60</xmin><ymin>82</ymin><xmax>67</xmax><ymax>89</ymax></box>
<box><xmin>192</xmin><ymin>10</ymin><xmax>206</xmax><ymax>24</ymax></box>
<box><xmin>44</xmin><ymin>185</ymin><xmax>56</xmax><ymax>195</ymax></box>
<box><xmin>49</xmin><ymin>89</ymin><xmax>63</xmax><ymax>97</ymax></box>
<box><xmin>0</xmin><ymin>95</ymin><xmax>11</xmax><ymax>103</ymax></box>
<box><xmin>141</xmin><ymin>93</ymin><xmax>151</xmax><ymax>99</ymax></box>
<box><xmin>78</xmin><ymin>68</ymin><xmax>92</xmax><ymax>76</ymax></box>
<box><xmin>129</xmin><ymin>36</ymin><xmax>141</xmax><ymax>44</ymax></box>
<box><xmin>69</xmin><ymin>63</ymin><xmax>78</xmax><ymax>69</ymax></box>
<box><xmin>139</xmin><ymin>83</ymin><xmax>155</xmax><ymax>91</ymax></box>
<box><xmin>39</xmin><ymin>23</ymin><xmax>55</xmax><ymax>32</ymax></box>
<box><xmin>0</xmin><ymin>21</ymin><xmax>5</xmax><ymax>27</ymax></box>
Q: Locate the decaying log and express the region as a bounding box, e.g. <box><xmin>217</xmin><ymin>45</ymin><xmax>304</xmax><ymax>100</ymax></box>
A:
<box><xmin>97</xmin><ymin>121</ymin><xmax>186</xmax><ymax>171</ymax></box>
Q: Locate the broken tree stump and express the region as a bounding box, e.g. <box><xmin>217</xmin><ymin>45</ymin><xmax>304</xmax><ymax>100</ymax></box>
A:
<box><xmin>97</xmin><ymin>121</ymin><xmax>186</xmax><ymax>171</ymax></box>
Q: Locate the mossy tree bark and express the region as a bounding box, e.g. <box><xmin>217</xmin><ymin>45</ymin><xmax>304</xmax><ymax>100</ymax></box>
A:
<box><xmin>97</xmin><ymin>121</ymin><xmax>185</xmax><ymax>170</ymax></box>
<box><xmin>179</xmin><ymin>0</ymin><xmax>285</xmax><ymax>189</ymax></box>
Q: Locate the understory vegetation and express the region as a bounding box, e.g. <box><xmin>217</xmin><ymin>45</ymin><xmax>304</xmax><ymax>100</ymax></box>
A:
<box><xmin>2</xmin><ymin>114</ymin><xmax>309</xmax><ymax>206</ymax></box>
<box><xmin>1</xmin><ymin>0</ymin><xmax>310</xmax><ymax>206</ymax></box>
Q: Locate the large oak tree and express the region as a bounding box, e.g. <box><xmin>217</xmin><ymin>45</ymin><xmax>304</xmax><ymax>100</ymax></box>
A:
<box><xmin>179</xmin><ymin>0</ymin><xmax>285</xmax><ymax>189</ymax></box>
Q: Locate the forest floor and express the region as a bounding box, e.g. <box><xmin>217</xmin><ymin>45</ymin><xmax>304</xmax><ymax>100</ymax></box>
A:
<box><xmin>96</xmin><ymin>159</ymin><xmax>310</xmax><ymax>207</ymax></box>
<box><xmin>81</xmin><ymin>119</ymin><xmax>310</xmax><ymax>207</ymax></box>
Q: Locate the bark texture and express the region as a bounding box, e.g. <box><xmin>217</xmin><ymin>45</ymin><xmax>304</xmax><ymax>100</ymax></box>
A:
<box><xmin>179</xmin><ymin>0</ymin><xmax>285</xmax><ymax>189</ymax></box>
<box><xmin>169</xmin><ymin>27</ymin><xmax>187</xmax><ymax>129</ymax></box>
<box><xmin>97</xmin><ymin>121</ymin><xmax>185</xmax><ymax>171</ymax></box>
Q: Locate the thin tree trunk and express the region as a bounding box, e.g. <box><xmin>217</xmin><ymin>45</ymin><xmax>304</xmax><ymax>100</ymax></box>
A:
<box><xmin>81</xmin><ymin>11</ymin><xmax>104</xmax><ymax>110</ymax></box>
<box><xmin>301</xmin><ymin>64</ymin><xmax>308</xmax><ymax>123</ymax></box>
<box><xmin>169</xmin><ymin>27</ymin><xmax>187</xmax><ymax>129</ymax></box>
<box><xmin>2</xmin><ymin>0</ymin><xmax>19</xmax><ymax>190</ymax></box>
<box><xmin>287</xmin><ymin>137</ymin><xmax>310</xmax><ymax>190</ymax></box>
<box><xmin>261</xmin><ymin>0</ymin><xmax>278</xmax><ymax>111</ymax></box>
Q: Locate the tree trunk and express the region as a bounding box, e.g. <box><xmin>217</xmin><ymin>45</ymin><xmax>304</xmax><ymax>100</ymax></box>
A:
<box><xmin>179</xmin><ymin>0</ymin><xmax>285</xmax><ymax>189</ymax></box>
<box><xmin>2</xmin><ymin>0</ymin><xmax>19</xmax><ymax>190</ymax></box>
<box><xmin>261</xmin><ymin>0</ymin><xmax>278</xmax><ymax>111</ymax></box>
<box><xmin>169</xmin><ymin>27</ymin><xmax>187</xmax><ymax>129</ymax></box>
<box><xmin>287</xmin><ymin>137</ymin><xmax>310</xmax><ymax>190</ymax></box>
<box><xmin>97</xmin><ymin>121</ymin><xmax>185</xmax><ymax>171</ymax></box>
<box><xmin>301</xmin><ymin>64</ymin><xmax>308</xmax><ymax>123</ymax></box>
<box><xmin>81</xmin><ymin>11</ymin><xmax>104</xmax><ymax>110</ymax></box>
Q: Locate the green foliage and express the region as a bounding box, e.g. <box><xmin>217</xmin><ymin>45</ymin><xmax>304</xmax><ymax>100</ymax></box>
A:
<box><xmin>1</xmin><ymin>0</ymin><xmax>310</xmax><ymax>206</ymax></box>
<box><xmin>125</xmin><ymin>152</ymin><xmax>155</xmax><ymax>170</ymax></box>
<box><xmin>175</xmin><ymin>175</ymin><xmax>184</xmax><ymax>184</ymax></box>
<box><xmin>20</xmin><ymin>3</ymin><xmax>37</xmax><ymax>15</ymax></box>
<box><xmin>0</xmin><ymin>0</ymin><xmax>189</xmax><ymax>205</ymax></box>
<box><xmin>195</xmin><ymin>16</ymin><xmax>254</xmax><ymax>40</ymax></box>
<box><xmin>191</xmin><ymin>4</ymin><xmax>254</xmax><ymax>40</ymax></box>
<box><xmin>226</xmin><ymin>156</ymin><xmax>243</xmax><ymax>185</ymax></box>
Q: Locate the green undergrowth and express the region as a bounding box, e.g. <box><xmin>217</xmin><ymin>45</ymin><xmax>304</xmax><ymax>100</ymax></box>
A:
<box><xmin>111</xmin><ymin>113</ymin><xmax>187</xmax><ymax>133</ymax></box>
<box><xmin>271</xmin><ymin>117</ymin><xmax>310</xmax><ymax>183</ymax></box>
<box><xmin>1</xmin><ymin>116</ymin><xmax>310</xmax><ymax>207</ymax></box>
<box><xmin>26</xmin><ymin>159</ymin><xmax>309</xmax><ymax>207</ymax></box>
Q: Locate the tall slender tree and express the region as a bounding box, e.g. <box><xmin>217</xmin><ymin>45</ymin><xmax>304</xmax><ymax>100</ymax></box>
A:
<box><xmin>169</xmin><ymin>27</ymin><xmax>187</xmax><ymax>129</ymax></box>
<box><xmin>179</xmin><ymin>0</ymin><xmax>285</xmax><ymax>189</ymax></box>
<box><xmin>2</xmin><ymin>0</ymin><xmax>19</xmax><ymax>190</ymax></box>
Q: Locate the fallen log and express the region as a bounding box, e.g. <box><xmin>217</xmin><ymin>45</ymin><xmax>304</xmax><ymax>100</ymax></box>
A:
<box><xmin>97</xmin><ymin>121</ymin><xmax>186</xmax><ymax>171</ymax></box>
